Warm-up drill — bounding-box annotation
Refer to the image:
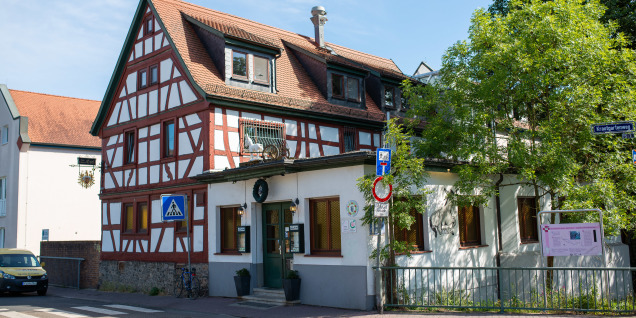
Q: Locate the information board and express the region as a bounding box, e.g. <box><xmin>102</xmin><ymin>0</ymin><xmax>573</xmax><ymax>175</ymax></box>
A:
<box><xmin>540</xmin><ymin>223</ymin><xmax>602</xmax><ymax>256</ymax></box>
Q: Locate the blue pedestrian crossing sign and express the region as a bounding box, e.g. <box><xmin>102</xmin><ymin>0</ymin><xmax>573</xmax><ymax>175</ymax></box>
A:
<box><xmin>376</xmin><ymin>148</ymin><xmax>392</xmax><ymax>176</ymax></box>
<box><xmin>161</xmin><ymin>194</ymin><xmax>187</xmax><ymax>221</ymax></box>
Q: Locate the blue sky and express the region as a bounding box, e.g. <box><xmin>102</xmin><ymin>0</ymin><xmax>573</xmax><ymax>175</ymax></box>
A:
<box><xmin>0</xmin><ymin>0</ymin><xmax>492</xmax><ymax>101</ymax></box>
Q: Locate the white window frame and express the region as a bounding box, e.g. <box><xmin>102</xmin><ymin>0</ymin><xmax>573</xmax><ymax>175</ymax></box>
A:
<box><xmin>0</xmin><ymin>178</ymin><xmax>6</xmax><ymax>217</ymax></box>
<box><xmin>1</xmin><ymin>126</ymin><xmax>8</xmax><ymax>145</ymax></box>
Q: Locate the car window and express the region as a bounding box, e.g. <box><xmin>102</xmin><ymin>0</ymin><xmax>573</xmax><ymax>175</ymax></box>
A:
<box><xmin>0</xmin><ymin>254</ymin><xmax>40</xmax><ymax>267</ymax></box>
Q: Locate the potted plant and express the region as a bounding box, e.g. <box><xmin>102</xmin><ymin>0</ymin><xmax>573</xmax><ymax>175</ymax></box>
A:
<box><xmin>234</xmin><ymin>268</ymin><xmax>250</xmax><ymax>296</ymax></box>
<box><xmin>282</xmin><ymin>270</ymin><xmax>301</xmax><ymax>301</ymax></box>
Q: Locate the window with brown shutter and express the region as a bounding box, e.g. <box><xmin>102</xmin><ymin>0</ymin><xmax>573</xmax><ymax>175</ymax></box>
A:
<box><xmin>310</xmin><ymin>198</ymin><xmax>341</xmax><ymax>256</ymax></box>
<box><xmin>518</xmin><ymin>197</ymin><xmax>538</xmax><ymax>243</ymax></box>
<box><xmin>458</xmin><ymin>205</ymin><xmax>481</xmax><ymax>247</ymax></box>
<box><xmin>394</xmin><ymin>208</ymin><xmax>424</xmax><ymax>251</ymax></box>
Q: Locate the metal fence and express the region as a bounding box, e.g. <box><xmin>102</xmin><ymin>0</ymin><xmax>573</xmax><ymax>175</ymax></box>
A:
<box><xmin>379</xmin><ymin>266</ymin><xmax>635</xmax><ymax>313</ymax></box>
<box><xmin>40</xmin><ymin>256</ymin><xmax>84</xmax><ymax>289</ymax></box>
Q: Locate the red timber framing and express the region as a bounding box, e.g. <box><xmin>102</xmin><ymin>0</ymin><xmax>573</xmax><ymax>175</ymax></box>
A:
<box><xmin>101</xmin><ymin>186</ymin><xmax>207</xmax><ymax>263</ymax></box>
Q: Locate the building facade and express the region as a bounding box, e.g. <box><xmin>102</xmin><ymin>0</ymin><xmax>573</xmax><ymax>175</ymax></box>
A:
<box><xmin>0</xmin><ymin>85</ymin><xmax>102</xmax><ymax>256</ymax></box>
<box><xmin>90</xmin><ymin>0</ymin><xmax>629</xmax><ymax>310</ymax></box>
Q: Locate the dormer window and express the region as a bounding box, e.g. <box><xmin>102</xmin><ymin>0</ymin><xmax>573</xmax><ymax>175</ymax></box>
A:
<box><xmin>384</xmin><ymin>86</ymin><xmax>395</xmax><ymax>108</ymax></box>
<box><xmin>347</xmin><ymin>78</ymin><xmax>360</xmax><ymax>102</ymax></box>
<box><xmin>331</xmin><ymin>74</ymin><xmax>344</xmax><ymax>99</ymax></box>
<box><xmin>226</xmin><ymin>47</ymin><xmax>274</xmax><ymax>93</ymax></box>
<box><xmin>253</xmin><ymin>56</ymin><xmax>270</xmax><ymax>85</ymax></box>
<box><xmin>232</xmin><ymin>51</ymin><xmax>248</xmax><ymax>79</ymax></box>
<box><xmin>329</xmin><ymin>72</ymin><xmax>361</xmax><ymax>104</ymax></box>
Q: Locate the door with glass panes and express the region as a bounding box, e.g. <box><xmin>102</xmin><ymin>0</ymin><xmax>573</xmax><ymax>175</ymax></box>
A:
<box><xmin>262</xmin><ymin>202</ymin><xmax>293</xmax><ymax>288</ymax></box>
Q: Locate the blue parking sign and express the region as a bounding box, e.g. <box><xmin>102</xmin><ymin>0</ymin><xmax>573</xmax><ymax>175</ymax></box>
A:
<box><xmin>376</xmin><ymin>148</ymin><xmax>391</xmax><ymax>176</ymax></box>
<box><xmin>162</xmin><ymin>194</ymin><xmax>187</xmax><ymax>221</ymax></box>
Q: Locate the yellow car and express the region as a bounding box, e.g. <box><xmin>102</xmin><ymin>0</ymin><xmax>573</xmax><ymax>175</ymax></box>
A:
<box><xmin>0</xmin><ymin>248</ymin><xmax>48</xmax><ymax>296</ymax></box>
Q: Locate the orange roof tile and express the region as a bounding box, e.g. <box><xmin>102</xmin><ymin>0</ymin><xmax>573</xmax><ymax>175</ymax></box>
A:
<box><xmin>151</xmin><ymin>0</ymin><xmax>406</xmax><ymax>122</ymax></box>
<box><xmin>9</xmin><ymin>90</ymin><xmax>101</xmax><ymax>148</ymax></box>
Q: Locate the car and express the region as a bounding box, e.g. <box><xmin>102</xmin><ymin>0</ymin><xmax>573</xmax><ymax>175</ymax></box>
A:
<box><xmin>0</xmin><ymin>248</ymin><xmax>48</xmax><ymax>296</ymax></box>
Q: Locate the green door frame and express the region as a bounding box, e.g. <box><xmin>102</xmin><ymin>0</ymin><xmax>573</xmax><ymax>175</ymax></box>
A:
<box><xmin>262</xmin><ymin>202</ymin><xmax>293</xmax><ymax>288</ymax></box>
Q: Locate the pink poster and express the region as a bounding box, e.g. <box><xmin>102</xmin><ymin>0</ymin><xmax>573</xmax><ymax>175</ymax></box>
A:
<box><xmin>540</xmin><ymin>223</ymin><xmax>603</xmax><ymax>257</ymax></box>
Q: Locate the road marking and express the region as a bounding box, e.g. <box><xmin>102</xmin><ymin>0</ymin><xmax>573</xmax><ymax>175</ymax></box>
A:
<box><xmin>72</xmin><ymin>307</ymin><xmax>126</xmax><ymax>315</ymax></box>
<box><xmin>0</xmin><ymin>311</ymin><xmax>39</xmax><ymax>318</ymax></box>
<box><xmin>35</xmin><ymin>308</ymin><xmax>90</xmax><ymax>318</ymax></box>
<box><xmin>104</xmin><ymin>305</ymin><xmax>163</xmax><ymax>313</ymax></box>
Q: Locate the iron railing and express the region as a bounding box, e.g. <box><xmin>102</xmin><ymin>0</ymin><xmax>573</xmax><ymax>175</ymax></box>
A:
<box><xmin>40</xmin><ymin>256</ymin><xmax>84</xmax><ymax>289</ymax></box>
<box><xmin>378</xmin><ymin>266</ymin><xmax>635</xmax><ymax>314</ymax></box>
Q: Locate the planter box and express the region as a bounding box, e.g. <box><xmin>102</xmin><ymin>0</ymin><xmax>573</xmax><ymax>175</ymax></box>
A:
<box><xmin>234</xmin><ymin>276</ymin><xmax>250</xmax><ymax>296</ymax></box>
<box><xmin>282</xmin><ymin>278</ymin><xmax>300</xmax><ymax>301</ymax></box>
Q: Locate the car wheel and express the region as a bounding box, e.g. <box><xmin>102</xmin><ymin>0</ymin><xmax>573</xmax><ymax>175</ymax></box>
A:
<box><xmin>37</xmin><ymin>288</ymin><xmax>47</xmax><ymax>296</ymax></box>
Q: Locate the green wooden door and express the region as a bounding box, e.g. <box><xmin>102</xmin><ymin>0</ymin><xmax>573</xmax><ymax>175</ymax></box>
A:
<box><xmin>262</xmin><ymin>202</ymin><xmax>293</xmax><ymax>288</ymax></box>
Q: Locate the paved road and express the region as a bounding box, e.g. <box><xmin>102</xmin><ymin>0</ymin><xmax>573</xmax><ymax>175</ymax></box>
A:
<box><xmin>0</xmin><ymin>287</ymin><xmax>628</xmax><ymax>318</ymax></box>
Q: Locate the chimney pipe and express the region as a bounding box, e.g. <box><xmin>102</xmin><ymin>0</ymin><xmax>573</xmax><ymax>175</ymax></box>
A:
<box><xmin>310</xmin><ymin>6</ymin><xmax>327</xmax><ymax>48</ymax></box>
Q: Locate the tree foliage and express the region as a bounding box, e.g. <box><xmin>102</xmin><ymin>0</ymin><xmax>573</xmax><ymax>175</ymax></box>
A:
<box><xmin>489</xmin><ymin>0</ymin><xmax>636</xmax><ymax>48</ymax></box>
<box><xmin>357</xmin><ymin>119</ymin><xmax>430</xmax><ymax>265</ymax></box>
<box><xmin>404</xmin><ymin>0</ymin><xmax>636</xmax><ymax>234</ymax></box>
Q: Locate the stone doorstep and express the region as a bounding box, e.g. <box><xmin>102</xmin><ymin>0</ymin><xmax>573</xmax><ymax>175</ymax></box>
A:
<box><xmin>240</xmin><ymin>288</ymin><xmax>300</xmax><ymax>305</ymax></box>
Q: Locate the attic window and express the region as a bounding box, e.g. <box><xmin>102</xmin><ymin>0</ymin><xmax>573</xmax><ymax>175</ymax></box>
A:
<box><xmin>232</xmin><ymin>51</ymin><xmax>248</xmax><ymax>79</ymax></box>
<box><xmin>330</xmin><ymin>73</ymin><xmax>360</xmax><ymax>102</ymax></box>
<box><xmin>384</xmin><ymin>87</ymin><xmax>395</xmax><ymax>108</ymax></box>
<box><xmin>253</xmin><ymin>56</ymin><xmax>270</xmax><ymax>85</ymax></box>
<box><xmin>144</xmin><ymin>16</ymin><xmax>154</xmax><ymax>36</ymax></box>
<box><xmin>331</xmin><ymin>74</ymin><xmax>344</xmax><ymax>99</ymax></box>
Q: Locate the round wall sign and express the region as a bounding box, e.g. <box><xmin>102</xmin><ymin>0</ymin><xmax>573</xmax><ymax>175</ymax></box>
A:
<box><xmin>346</xmin><ymin>200</ymin><xmax>359</xmax><ymax>217</ymax></box>
<box><xmin>372</xmin><ymin>176</ymin><xmax>392</xmax><ymax>202</ymax></box>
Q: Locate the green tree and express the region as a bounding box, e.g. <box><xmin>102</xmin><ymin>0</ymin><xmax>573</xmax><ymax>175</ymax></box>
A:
<box><xmin>489</xmin><ymin>0</ymin><xmax>636</xmax><ymax>48</ymax></box>
<box><xmin>357</xmin><ymin>118</ymin><xmax>430</xmax><ymax>266</ymax></box>
<box><xmin>404</xmin><ymin>0</ymin><xmax>636</xmax><ymax>235</ymax></box>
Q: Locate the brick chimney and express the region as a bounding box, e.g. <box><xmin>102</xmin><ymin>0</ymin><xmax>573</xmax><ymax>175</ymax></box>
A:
<box><xmin>310</xmin><ymin>6</ymin><xmax>327</xmax><ymax>48</ymax></box>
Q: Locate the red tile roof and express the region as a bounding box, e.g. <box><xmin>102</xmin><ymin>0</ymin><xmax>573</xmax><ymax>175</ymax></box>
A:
<box><xmin>9</xmin><ymin>90</ymin><xmax>101</xmax><ymax>148</ymax></box>
<box><xmin>151</xmin><ymin>0</ymin><xmax>408</xmax><ymax>122</ymax></box>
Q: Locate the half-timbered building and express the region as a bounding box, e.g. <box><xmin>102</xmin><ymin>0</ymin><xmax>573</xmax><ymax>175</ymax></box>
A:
<box><xmin>90</xmin><ymin>0</ymin><xmax>410</xmax><ymax>308</ymax></box>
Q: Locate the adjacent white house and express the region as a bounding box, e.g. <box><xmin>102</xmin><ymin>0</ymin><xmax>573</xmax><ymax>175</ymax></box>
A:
<box><xmin>0</xmin><ymin>85</ymin><xmax>102</xmax><ymax>256</ymax></box>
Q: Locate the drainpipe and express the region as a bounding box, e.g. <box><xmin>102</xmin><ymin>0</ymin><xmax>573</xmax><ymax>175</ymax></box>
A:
<box><xmin>494</xmin><ymin>173</ymin><xmax>504</xmax><ymax>300</ymax></box>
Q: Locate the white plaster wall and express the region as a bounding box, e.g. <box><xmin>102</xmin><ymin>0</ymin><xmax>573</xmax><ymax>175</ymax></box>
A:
<box><xmin>207</xmin><ymin>165</ymin><xmax>370</xmax><ymax>268</ymax></box>
<box><xmin>0</xmin><ymin>92</ymin><xmax>20</xmax><ymax>249</ymax></box>
<box><xmin>16</xmin><ymin>146</ymin><xmax>102</xmax><ymax>256</ymax></box>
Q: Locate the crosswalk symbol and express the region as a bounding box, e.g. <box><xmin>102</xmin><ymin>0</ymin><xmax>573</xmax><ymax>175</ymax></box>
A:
<box><xmin>165</xmin><ymin>200</ymin><xmax>183</xmax><ymax>217</ymax></box>
<box><xmin>161</xmin><ymin>194</ymin><xmax>186</xmax><ymax>221</ymax></box>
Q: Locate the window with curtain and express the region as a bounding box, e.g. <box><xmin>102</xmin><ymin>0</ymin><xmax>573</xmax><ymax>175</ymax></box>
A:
<box><xmin>310</xmin><ymin>197</ymin><xmax>341</xmax><ymax>255</ymax></box>
<box><xmin>518</xmin><ymin>197</ymin><xmax>538</xmax><ymax>243</ymax></box>
<box><xmin>221</xmin><ymin>207</ymin><xmax>239</xmax><ymax>253</ymax></box>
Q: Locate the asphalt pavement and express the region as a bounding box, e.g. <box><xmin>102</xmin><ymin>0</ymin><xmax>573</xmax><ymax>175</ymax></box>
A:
<box><xmin>47</xmin><ymin>286</ymin><xmax>629</xmax><ymax>318</ymax></box>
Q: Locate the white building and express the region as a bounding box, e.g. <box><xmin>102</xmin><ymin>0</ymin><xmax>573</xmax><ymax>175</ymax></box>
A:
<box><xmin>0</xmin><ymin>85</ymin><xmax>102</xmax><ymax>256</ymax></box>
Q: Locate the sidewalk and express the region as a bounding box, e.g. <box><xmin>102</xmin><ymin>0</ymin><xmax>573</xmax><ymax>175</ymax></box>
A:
<box><xmin>48</xmin><ymin>286</ymin><xmax>619</xmax><ymax>318</ymax></box>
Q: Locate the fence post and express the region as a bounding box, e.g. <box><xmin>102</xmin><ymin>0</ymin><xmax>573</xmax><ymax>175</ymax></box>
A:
<box><xmin>498</xmin><ymin>267</ymin><xmax>504</xmax><ymax>313</ymax></box>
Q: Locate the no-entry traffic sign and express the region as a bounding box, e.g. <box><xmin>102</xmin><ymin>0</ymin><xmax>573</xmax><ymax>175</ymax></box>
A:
<box><xmin>372</xmin><ymin>176</ymin><xmax>392</xmax><ymax>202</ymax></box>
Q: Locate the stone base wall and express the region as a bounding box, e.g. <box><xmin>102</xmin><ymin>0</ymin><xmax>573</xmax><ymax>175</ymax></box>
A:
<box><xmin>99</xmin><ymin>260</ymin><xmax>209</xmax><ymax>296</ymax></box>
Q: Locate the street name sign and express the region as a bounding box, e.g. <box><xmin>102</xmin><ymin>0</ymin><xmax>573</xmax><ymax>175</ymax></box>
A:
<box><xmin>591</xmin><ymin>122</ymin><xmax>634</xmax><ymax>135</ymax></box>
<box><xmin>161</xmin><ymin>194</ymin><xmax>187</xmax><ymax>221</ymax></box>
